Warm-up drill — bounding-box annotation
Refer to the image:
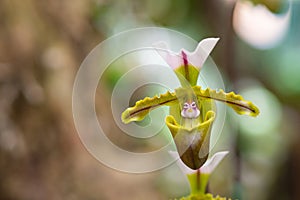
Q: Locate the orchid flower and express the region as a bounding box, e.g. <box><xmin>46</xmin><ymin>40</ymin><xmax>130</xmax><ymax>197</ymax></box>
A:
<box><xmin>121</xmin><ymin>38</ymin><xmax>259</xmax><ymax>198</ymax></box>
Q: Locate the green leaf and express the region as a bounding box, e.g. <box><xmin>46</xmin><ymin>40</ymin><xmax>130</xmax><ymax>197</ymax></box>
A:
<box><xmin>193</xmin><ymin>86</ymin><xmax>260</xmax><ymax>117</ymax></box>
<box><xmin>121</xmin><ymin>91</ymin><xmax>178</xmax><ymax>124</ymax></box>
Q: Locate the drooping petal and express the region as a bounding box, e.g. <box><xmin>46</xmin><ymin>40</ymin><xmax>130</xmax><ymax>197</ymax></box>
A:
<box><xmin>193</xmin><ymin>86</ymin><xmax>260</xmax><ymax>117</ymax></box>
<box><xmin>200</xmin><ymin>151</ymin><xmax>229</xmax><ymax>174</ymax></box>
<box><xmin>187</xmin><ymin>38</ymin><xmax>220</xmax><ymax>69</ymax></box>
<box><xmin>121</xmin><ymin>91</ymin><xmax>178</xmax><ymax>124</ymax></box>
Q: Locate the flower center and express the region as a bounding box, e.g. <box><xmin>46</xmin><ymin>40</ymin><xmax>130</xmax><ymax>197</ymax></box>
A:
<box><xmin>181</xmin><ymin>101</ymin><xmax>200</xmax><ymax>119</ymax></box>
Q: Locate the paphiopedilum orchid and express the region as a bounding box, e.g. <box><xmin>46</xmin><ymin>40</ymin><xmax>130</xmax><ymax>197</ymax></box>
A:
<box><xmin>121</xmin><ymin>38</ymin><xmax>259</xmax><ymax>198</ymax></box>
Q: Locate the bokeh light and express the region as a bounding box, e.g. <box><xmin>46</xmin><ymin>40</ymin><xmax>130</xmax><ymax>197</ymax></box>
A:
<box><xmin>233</xmin><ymin>0</ymin><xmax>290</xmax><ymax>49</ymax></box>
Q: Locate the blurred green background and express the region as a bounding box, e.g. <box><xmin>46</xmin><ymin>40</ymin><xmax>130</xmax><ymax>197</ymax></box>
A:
<box><xmin>0</xmin><ymin>0</ymin><xmax>299</xmax><ymax>199</ymax></box>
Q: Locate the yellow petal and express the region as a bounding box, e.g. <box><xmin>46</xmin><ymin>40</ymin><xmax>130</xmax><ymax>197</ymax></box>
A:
<box><xmin>121</xmin><ymin>91</ymin><xmax>178</xmax><ymax>124</ymax></box>
<box><xmin>193</xmin><ymin>86</ymin><xmax>260</xmax><ymax>117</ymax></box>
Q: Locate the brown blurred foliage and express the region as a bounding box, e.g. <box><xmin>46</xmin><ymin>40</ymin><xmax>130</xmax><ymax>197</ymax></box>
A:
<box><xmin>0</xmin><ymin>0</ymin><xmax>165</xmax><ymax>199</ymax></box>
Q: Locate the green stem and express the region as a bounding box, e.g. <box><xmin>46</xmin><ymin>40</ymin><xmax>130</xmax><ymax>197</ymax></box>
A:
<box><xmin>187</xmin><ymin>169</ymin><xmax>210</xmax><ymax>195</ymax></box>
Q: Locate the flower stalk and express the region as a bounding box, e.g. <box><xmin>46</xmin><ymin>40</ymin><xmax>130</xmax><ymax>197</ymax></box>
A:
<box><xmin>187</xmin><ymin>169</ymin><xmax>208</xmax><ymax>195</ymax></box>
